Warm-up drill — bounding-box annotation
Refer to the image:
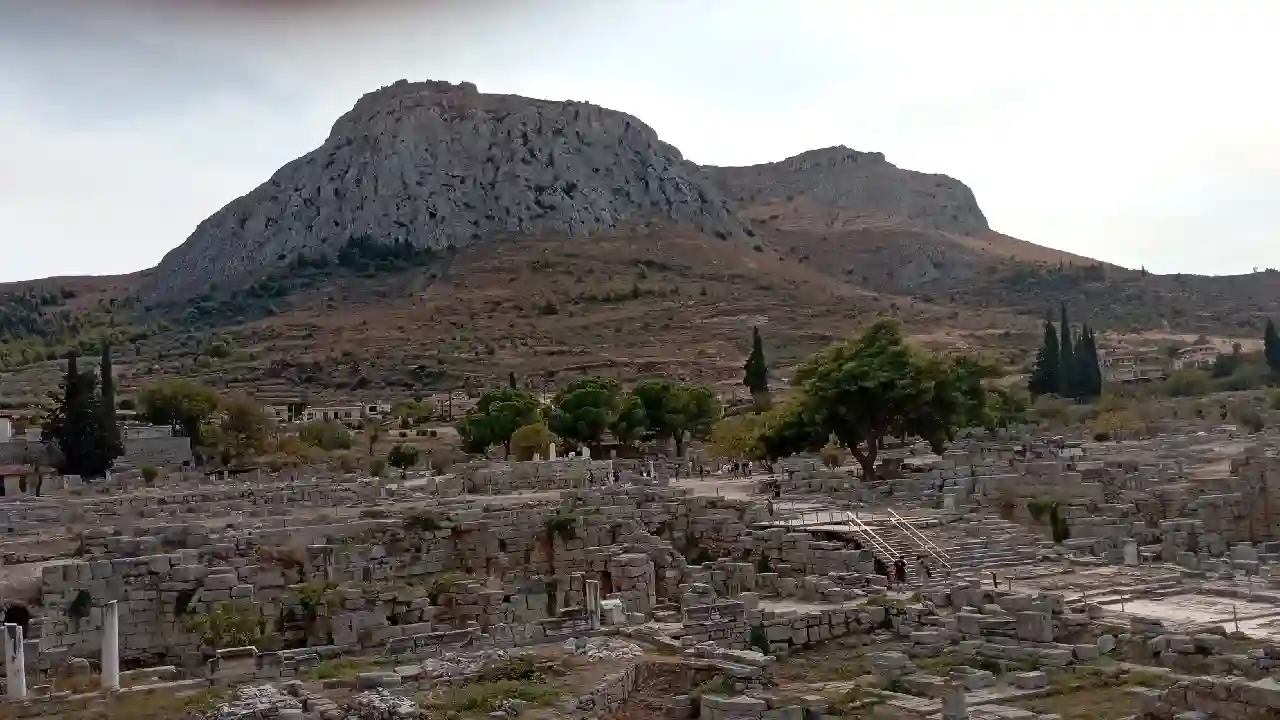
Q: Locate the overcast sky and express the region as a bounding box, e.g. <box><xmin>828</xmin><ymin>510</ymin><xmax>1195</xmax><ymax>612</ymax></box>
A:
<box><xmin>1</xmin><ymin>0</ymin><xmax>1276</xmax><ymax>282</ymax></box>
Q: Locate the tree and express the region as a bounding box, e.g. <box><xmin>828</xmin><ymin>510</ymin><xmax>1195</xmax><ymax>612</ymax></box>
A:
<box><xmin>42</xmin><ymin>353</ymin><xmax>120</xmax><ymax>477</ymax></box>
<box><xmin>1027</xmin><ymin>319</ymin><xmax>1060</xmax><ymax>397</ymax></box>
<box><xmin>633</xmin><ymin>379</ymin><xmax>723</xmax><ymax>456</ymax></box>
<box><xmin>99</xmin><ymin>343</ymin><xmax>122</xmax><ymax>454</ymax></box>
<box><xmin>387</xmin><ymin>443</ymin><xmax>420</xmax><ymax>477</ymax></box>
<box><xmin>762</xmin><ymin>320</ymin><xmax>997</xmax><ymax>480</ymax></box>
<box><xmin>742</xmin><ymin>327</ymin><xmax>770</xmax><ymax>405</ymax></box>
<box><xmin>216</xmin><ymin>394</ymin><xmax>272</xmax><ymax>463</ymax></box>
<box><xmin>610</xmin><ymin>392</ymin><xmax>648</xmax><ymax>453</ymax></box>
<box><xmin>138</xmin><ymin>379</ymin><xmax>219</xmax><ymax>444</ymax></box>
<box><xmin>547</xmin><ymin>377</ymin><xmax>621</xmax><ymax>455</ymax></box>
<box><xmin>510</xmin><ymin>422</ymin><xmax>557</xmax><ymax>461</ymax></box>
<box><xmin>456</xmin><ymin>388</ymin><xmax>540</xmax><ymax>457</ymax></box>
<box><xmin>508</xmin><ymin>372</ymin><xmax>518</xmax><ymax>390</ymax></box>
<box><xmin>361</xmin><ymin>418</ymin><xmax>382</xmax><ymax>456</ymax></box>
<box><xmin>1265</xmin><ymin>319</ymin><xmax>1280</xmax><ymax>374</ymax></box>
<box><xmin>1058</xmin><ymin>303</ymin><xmax>1076</xmax><ymax>399</ymax></box>
<box><xmin>706</xmin><ymin>414</ymin><xmax>768</xmax><ymax>461</ymax></box>
<box><xmin>1073</xmin><ymin>324</ymin><xmax>1103</xmax><ymax>400</ymax></box>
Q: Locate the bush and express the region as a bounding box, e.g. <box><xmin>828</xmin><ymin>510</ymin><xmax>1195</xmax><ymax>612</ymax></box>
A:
<box><xmin>183</xmin><ymin>600</ymin><xmax>265</xmax><ymax>650</ymax></box>
<box><xmin>1164</xmin><ymin>369</ymin><xmax>1211</xmax><ymax>397</ymax></box>
<box><xmin>299</xmin><ymin>420</ymin><xmax>353</xmax><ymax>451</ymax></box>
<box><xmin>511</xmin><ymin>422</ymin><xmax>557</xmax><ymax>461</ymax></box>
<box><xmin>140</xmin><ymin>464</ymin><xmax>159</xmax><ymax>483</ymax></box>
<box><xmin>1232</xmin><ymin>404</ymin><xmax>1266</xmax><ymax>433</ymax></box>
<box><xmin>404</xmin><ymin>510</ymin><xmax>442</xmax><ymax>532</ymax></box>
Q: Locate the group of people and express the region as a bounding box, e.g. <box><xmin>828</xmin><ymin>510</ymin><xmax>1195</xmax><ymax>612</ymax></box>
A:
<box><xmin>873</xmin><ymin>554</ymin><xmax>934</xmax><ymax>588</ymax></box>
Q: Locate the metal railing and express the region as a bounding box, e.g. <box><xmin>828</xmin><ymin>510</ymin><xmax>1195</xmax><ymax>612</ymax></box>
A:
<box><xmin>844</xmin><ymin>512</ymin><xmax>898</xmax><ymax>562</ymax></box>
<box><xmin>887</xmin><ymin>509</ymin><xmax>953</xmax><ymax>570</ymax></box>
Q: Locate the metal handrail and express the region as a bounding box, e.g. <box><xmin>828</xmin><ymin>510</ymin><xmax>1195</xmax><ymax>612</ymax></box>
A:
<box><xmin>887</xmin><ymin>509</ymin><xmax>953</xmax><ymax>570</ymax></box>
<box><xmin>844</xmin><ymin>512</ymin><xmax>898</xmax><ymax>563</ymax></box>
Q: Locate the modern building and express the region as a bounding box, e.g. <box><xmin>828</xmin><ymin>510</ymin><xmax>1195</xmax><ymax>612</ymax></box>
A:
<box><xmin>1101</xmin><ymin>350</ymin><xmax>1168</xmax><ymax>384</ymax></box>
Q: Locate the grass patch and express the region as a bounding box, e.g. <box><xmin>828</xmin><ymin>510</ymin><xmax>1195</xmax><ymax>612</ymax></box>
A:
<box><xmin>1014</xmin><ymin>667</ymin><xmax>1170</xmax><ymax>720</ymax></box>
<box><xmin>420</xmin><ymin>680</ymin><xmax>562</xmax><ymax>716</ymax></box>
<box><xmin>298</xmin><ymin>656</ymin><xmax>377</xmax><ymax>681</ymax></box>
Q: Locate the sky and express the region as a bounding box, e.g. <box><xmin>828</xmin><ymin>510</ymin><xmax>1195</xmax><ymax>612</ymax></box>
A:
<box><xmin>1</xmin><ymin>0</ymin><xmax>1277</xmax><ymax>283</ymax></box>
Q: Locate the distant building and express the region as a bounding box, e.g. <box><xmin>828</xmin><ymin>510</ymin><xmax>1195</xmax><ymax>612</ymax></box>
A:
<box><xmin>1101</xmin><ymin>350</ymin><xmax>1168</xmax><ymax>384</ymax></box>
<box><xmin>1172</xmin><ymin>345</ymin><xmax>1221</xmax><ymax>371</ymax></box>
<box><xmin>303</xmin><ymin>406</ymin><xmax>364</xmax><ymax>426</ymax></box>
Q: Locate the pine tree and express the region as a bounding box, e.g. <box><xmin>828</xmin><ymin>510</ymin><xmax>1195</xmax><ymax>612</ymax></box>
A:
<box><xmin>1058</xmin><ymin>303</ymin><xmax>1076</xmax><ymax>399</ymax></box>
<box><xmin>1028</xmin><ymin>319</ymin><xmax>1060</xmax><ymax>397</ymax></box>
<box><xmin>100</xmin><ymin>342</ymin><xmax>122</xmax><ymax>456</ymax></box>
<box><xmin>1265</xmin><ymin>319</ymin><xmax>1280</xmax><ymax>374</ymax></box>
<box><xmin>743</xmin><ymin>327</ymin><xmax>769</xmax><ymax>396</ymax></box>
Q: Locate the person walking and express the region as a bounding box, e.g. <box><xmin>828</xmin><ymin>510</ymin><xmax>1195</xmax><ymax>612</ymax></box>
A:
<box><xmin>894</xmin><ymin>558</ymin><xmax>907</xmax><ymax>586</ymax></box>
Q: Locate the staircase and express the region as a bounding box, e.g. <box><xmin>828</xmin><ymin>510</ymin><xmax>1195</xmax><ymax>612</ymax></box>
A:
<box><xmin>843</xmin><ymin>513</ymin><xmax>951</xmax><ymax>585</ymax></box>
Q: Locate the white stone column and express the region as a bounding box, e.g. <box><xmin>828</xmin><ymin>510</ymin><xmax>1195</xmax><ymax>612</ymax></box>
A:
<box><xmin>584</xmin><ymin>579</ymin><xmax>602</xmax><ymax>631</ymax></box>
<box><xmin>4</xmin><ymin>624</ymin><xmax>26</xmax><ymax>700</ymax></box>
<box><xmin>1124</xmin><ymin>540</ymin><xmax>1139</xmax><ymax>567</ymax></box>
<box><xmin>548</xmin><ymin>443</ymin><xmax>557</xmax><ymax>461</ymax></box>
<box><xmin>102</xmin><ymin>600</ymin><xmax>120</xmax><ymax>691</ymax></box>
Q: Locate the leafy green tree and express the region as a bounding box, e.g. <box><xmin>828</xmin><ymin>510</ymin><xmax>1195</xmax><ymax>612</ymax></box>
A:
<box><xmin>1058</xmin><ymin>303</ymin><xmax>1076</xmax><ymax>399</ymax></box>
<box><xmin>216</xmin><ymin>394</ymin><xmax>273</xmax><ymax>463</ymax></box>
<box><xmin>1028</xmin><ymin>319</ymin><xmax>1060</xmax><ymax>397</ymax></box>
<box><xmin>42</xmin><ymin>353</ymin><xmax>120</xmax><ymax>477</ymax></box>
<box><xmin>761</xmin><ymin>320</ymin><xmax>997</xmax><ymax>480</ymax></box>
<box><xmin>1265</xmin><ymin>319</ymin><xmax>1280</xmax><ymax>374</ymax></box>
<box><xmin>548</xmin><ymin>377</ymin><xmax>621</xmax><ymax>455</ymax></box>
<box><xmin>633</xmin><ymin>379</ymin><xmax>723</xmax><ymax>456</ymax></box>
<box><xmin>388</xmin><ymin>443</ymin><xmax>420</xmax><ymax>476</ymax></box>
<box><xmin>610</xmin><ymin>392</ymin><xmax>648</xmax><ymax>453</ymax></box>
<box><xmin>456</xmin><ymin>388</ymin><xmax>540</xmax><ymax>457</ymax></box>
<box><xmin>742</xmin><ymin>327</ymin><xmax>770</xmax><ymax>403</ymax></box>
<box><xmin>138</xmin><ymin>379</ymin><xmax>220</xmax><ymax>444</ymax></box>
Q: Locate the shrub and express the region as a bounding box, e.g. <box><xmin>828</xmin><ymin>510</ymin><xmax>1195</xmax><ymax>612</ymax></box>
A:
<box><xmin>1232</xmin><ymin>404</ymin><xmax>1266</xmax><ymax>433</ymax></box>
<box><xmin>511</xmin><ymin>422</ymin><xmax>557</xmax><ymax>461</ymax></box>
<box><xmin>183</xmin><ymin>600</ymin><xmax>265</xmax><ymax>650</ymax></box>
<box><xmin>545</xmin><ymin>513</ymin><xmax>578</xmax><ymax>542</ymax></box>
<box><xmin>299</xmin><ymin>420</ymin><xmax>353</xmax><ymax>451</ymax></box>
<box><xmin>140</xmin><ymin>464</ymin><xmax>159</xmax><ymax>484</ymax></box>
<box><xmin>404</xmin><ymin>510</ymin><xmax>442</xmax><ymax>532</ymax></box>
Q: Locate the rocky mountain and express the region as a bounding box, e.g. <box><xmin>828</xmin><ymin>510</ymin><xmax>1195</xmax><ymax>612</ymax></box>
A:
<box><xmin>147</xmin><ymin>80</ymin><xmax>748</xmax><ymax>301</ymax></box>
<box><xmin>702</xmin><ymin>146</ymin><xmax>989</xmax><ymax>236</ymax></box>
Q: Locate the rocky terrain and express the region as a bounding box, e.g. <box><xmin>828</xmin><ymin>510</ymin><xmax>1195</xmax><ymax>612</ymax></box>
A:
<box><xmin>147</xmin><ymin>80</ymin><xmax>747</xmax><ymax>301</ymax></box>
<box><xmin>703</xmin><ymin>145</ymin><xmax>989</xmax><ymax>236</ymax></box>
<box><xmin>5</xmin><ymin>78</ymin><xmax>1280</xmax><ymax>396</ymax></box>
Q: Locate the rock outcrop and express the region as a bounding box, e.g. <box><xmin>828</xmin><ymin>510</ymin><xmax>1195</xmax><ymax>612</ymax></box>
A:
<box><xmin>702</xmin><ymin>146</ymin><xmax>989</xmax><ymax>236</ymax></box>
<box><xmin>147</xmin><ymin>80</ymin><xmax>747</xmax><ymax>300</ymax></box>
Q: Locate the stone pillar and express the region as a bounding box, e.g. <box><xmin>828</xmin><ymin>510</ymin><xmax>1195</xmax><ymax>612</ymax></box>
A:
<box><xmin>102</xmin><ymin>600</ymin><xmax>120</xmax><ymax>691</ymax></box>
<box><xmin>941</xmin><ymin>684</ymin><xmax>968</xmax><ymax>720</ymax></box>
<box><xmin>582</xmin><ymin>446</ymin><xmax>591</xmax><ymax>460</ymax></box>
<box><xmin>1124</xmin><ymin>540</ymin><xmax>1139</xmax><ymax>567</ymax></box>
<box><xmin>548</xmin><ymin>443</ymin><xmax>557</xmax><ymax>461</ymax></box>
<box><xmin>2</xmin><ymin>475</ymin><xmax>21</xmax><ymax>497</ymax></box>
<box><xmin>3</xmin><ymin>624</ymin><xmax>26</xmax><ymax>700</ymax></box>
<box><xmin>585</xmin><ymin>579</ymin><xmax>602</xmax><ymax>631</ymax></box>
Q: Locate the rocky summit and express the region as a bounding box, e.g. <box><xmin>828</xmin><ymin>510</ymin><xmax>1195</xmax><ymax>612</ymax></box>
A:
<box><xmin>703</xmin><ymin>146</ymin><xmax>989</xmax><ymax>235</ymax></box>
<box><xmin>147</xmin><ymin>79</ymin><xmax>748</xmax><ymax>300</ymax></box>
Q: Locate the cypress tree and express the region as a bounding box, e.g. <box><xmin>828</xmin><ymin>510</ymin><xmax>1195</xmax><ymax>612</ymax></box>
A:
<box><xmin>1265</xmin><ymin>319</ymin><xmax>1280</xmax><ymax>374</ymax></box>
<box><xmin>1028</xmin><ymin>319</ymin><xmax>1060</xmax><ymax>397</ymax></box>
<box><xmin>1058</xmin><ymin>303</ymin><xmax>1076</xmax><ymax>399</ymax></box>
<box><xmin>508</xmin><ymin>371</ymin><xmax>518</xmax><ymax>390</ymax></box>
<box><xmin>42</xmin><ymin>352</ymin><xmax>119</xmax><ymax>479</ymax></box>
<box><xmin>1073</xmin><ymin>324</ymin><xmax>1103</xmax><ymax>399</ymax></box>
<box><xmin>1085</xmin><ymin>326</ymin><xmax>1104</xmax><ymax>397</ymax></box>
<box><xmin>743</xmin><ymin>327</ymin><xmax>769</xmax><ymax>395</ymax></box>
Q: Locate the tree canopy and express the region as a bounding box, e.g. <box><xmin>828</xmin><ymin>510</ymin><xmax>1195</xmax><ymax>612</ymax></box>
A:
<box><xmin>138</xmin><ymin>379</ymin><xmax>220</xmax><ymax>444</ymax></box>
<box><xmin>547</xmin><ymin>377</ymin><xmax>622</xmax><ymax>454</ymax></box>
<box><xmin>633</xmin><ymin>379</ymin><xmax>722</xmax><ymax>456</ymax></box>
<box><xmin>759</xmin><ymin>320</ymin><xmax>1000</xmax><ymax>480</ymax></box>
<box><xmin>456</xmin><ymin>388</ymin><xmax>541</xmax><ymax>457</ymax></box>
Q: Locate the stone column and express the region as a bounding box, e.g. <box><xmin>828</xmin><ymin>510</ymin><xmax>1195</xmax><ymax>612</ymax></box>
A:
<box><xmin>3</xmin><ymin>624</ymin><xmax>26</xmax><ymax>700</ymax></box>
<box><xmin>941</xmin><ymin>684</ymin><xmax>968</xmax><ymax>720</ymax></box>
<box><xmin>1124</xmin><ymin>540</ymin><xmax>1139</xmax><ymax>567</ymax></box>
<box><xmin>3</xmin><ymin>475</ymin><xmax>21</xmax><ymax>497</ymax></box>
<box><xmin>102</xmin><ymin>600</ymin><xmax>120</xmax><ymax>691</ymax></box>
<box><xmin>585</xmin><ymin>579</ymin><xmax>602</xmax><ymax>631</ymax></box>
<box><xmin>548</xmin><ymin>443</ymin><xmax>557</xmax><ymax>461</ymax></box>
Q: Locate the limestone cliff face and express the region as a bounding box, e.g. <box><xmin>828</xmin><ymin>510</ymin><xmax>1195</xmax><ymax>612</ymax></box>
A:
<box><xmin>702</xmin><ymin>146</ymin><xmax>989</xmax><ymax>236</ymax></box>
<box><xmin>147</xmin><ymin>80</ymin><xmax>747</xmax><ymax>300</ymax></box>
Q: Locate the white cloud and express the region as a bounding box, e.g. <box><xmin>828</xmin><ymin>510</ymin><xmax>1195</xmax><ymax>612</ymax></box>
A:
<box><xmin>1</xmin><ymin>0</ymin><xmax>1276</xmax><ymax>281</ymax></box>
